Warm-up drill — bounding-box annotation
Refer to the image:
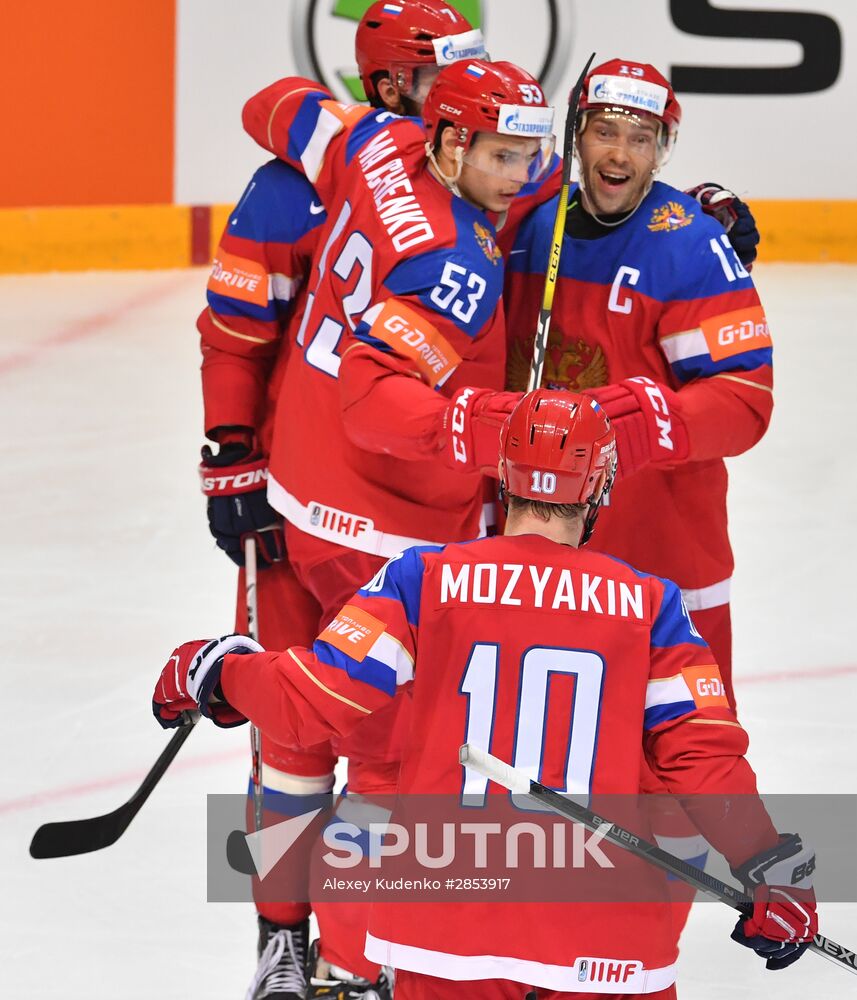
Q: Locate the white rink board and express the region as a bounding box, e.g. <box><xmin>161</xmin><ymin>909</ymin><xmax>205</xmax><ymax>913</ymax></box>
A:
<box><xmin>174</xmin><ymin>0</ymin><xmax>857</xmax><ymax>204</ymax></box>
<box><xmin>0</xmin><ymin>265</ymin><xmax>855</xmax><ymax>996</ymax></box>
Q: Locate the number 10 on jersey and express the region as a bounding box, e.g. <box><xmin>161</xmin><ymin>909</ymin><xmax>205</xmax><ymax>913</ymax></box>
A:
<box><xmin>459</xmin><ymin>643</ymin><xmax>604</xmax><ymax>807</ymax></box>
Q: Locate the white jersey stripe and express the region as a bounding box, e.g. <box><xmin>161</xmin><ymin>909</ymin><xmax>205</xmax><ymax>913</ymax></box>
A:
<box><xmin>681</xmin><ymin>578</ymin><xmax>731</xmax><ymax>611</ymax></box>
<box><xmin>365</xmin><ymin>933</ymin><xmax>677</xmax><ymax>994</ymax></box>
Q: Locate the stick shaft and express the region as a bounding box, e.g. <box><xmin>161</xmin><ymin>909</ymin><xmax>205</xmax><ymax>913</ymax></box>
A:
<box><xmin>244</xmin><ymin>536</ymin><xmax>264</xmax><ymax>833</ymax></box>
<box><xmin>527</xmin><ymin>52</ymin><xmax>596</xmax><ymax>392</ymax></box>
<box><xmin>459</xmin><ymin>744</ymin><xmax>857</xmax><ymax>976</ymax></box>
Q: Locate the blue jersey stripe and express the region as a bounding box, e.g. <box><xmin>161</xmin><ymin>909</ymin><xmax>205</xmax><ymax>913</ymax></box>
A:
<box><xmin>346</xmin><ymin>112</ymin><xmax>407</xmax><ymax>166</ymax></box>
<box><xmin>352</xmin><ymin>327</ymin><xmax>395</xmax><ymax>355</ymax></box>
<box><xmin>357</xmin><ymin>545</ymin><xmax>440</xmax><ymax>627</ymax></box>
<box><xmin>206</xmin><ymin>293</ymin><xmax>277</xmax><ymax>322</ymax></box>
<box><xmin>651</xmin><ymin>579</ymin><xmax>708</xmax><ymax>649</ymax></box>
<box><xmin>286</xmin><ymin>92</ymin><xmax>335</xmax><ymax>166</ymax></box>
<box><xmin>671</xmin><ymin>346</ymin><xmax>773</xmax><ymax>383</ymax></box>
<box><xmin>313</xmin><ymin>640</ymin><xmax>398</xmax><ymax>697</ymax></box>
<box><xmin>644</xmin><ymin>700</ymin><xmax>697</xmax><ymax>730</ymax></box>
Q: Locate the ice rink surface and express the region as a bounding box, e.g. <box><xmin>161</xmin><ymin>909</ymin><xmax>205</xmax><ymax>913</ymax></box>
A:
<box><xmin>1</xmin><ymin>265</ymin><xmax>855</xmax><ymax>998</ymax></box>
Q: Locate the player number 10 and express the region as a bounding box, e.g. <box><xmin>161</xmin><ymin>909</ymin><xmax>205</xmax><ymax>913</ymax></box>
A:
<box><xmin>459</xmin><ymin>643</ymin><xmax>604</xmax><ymax>807</ymax></box>
<box><xmin>530</xmin><ymin>470</ymin><xmax>557</xmax><ymax>495</ymax></box>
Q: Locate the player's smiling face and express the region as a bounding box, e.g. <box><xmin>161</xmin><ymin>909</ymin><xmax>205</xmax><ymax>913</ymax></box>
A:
<box><xmin>458</xmin><ymin>133</ymin><xmax>543</xmax><ymax>213</ymax></box>
<box><xmin>578</xmin><ymin>110</ymin><xmax>661</xmax><ymax>216</ymax></box>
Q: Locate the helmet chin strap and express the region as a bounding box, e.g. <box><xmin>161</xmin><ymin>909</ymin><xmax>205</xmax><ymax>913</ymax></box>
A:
<box><xmin>426</xmin><ymin>142</ymin><xmax>464</xmax><ymax>198</ymax></box>
<box><xmin>580</xmin><ymin>467</ymin><xmax>614</xmax><ymax>546</ymax></box>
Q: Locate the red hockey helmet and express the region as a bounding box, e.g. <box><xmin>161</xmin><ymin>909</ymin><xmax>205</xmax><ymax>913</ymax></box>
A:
<box><xmin>578</xmin><ymin>59</ymin><xmax>682</xmax><ymax>164</ymax></box>
<box><xmin>356</xmin><ymin>0</ymin><xmax>486</xmax><ymax>103</ymax></box>
<box><xmin>422</xmin><ymin>59</ymin><xmax>554</xmax><ymax>150</ymax></box>
<box><xmin>499</xmin><ymin>391</ymin><xmax>616</xmax><ymax>542</ymax></box>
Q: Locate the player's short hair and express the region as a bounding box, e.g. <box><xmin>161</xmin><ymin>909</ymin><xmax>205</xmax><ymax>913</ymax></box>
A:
<box><xmin>507</xmin><ymin>494</ymin><xmax>587</xmax><ymax>522</ymax></box>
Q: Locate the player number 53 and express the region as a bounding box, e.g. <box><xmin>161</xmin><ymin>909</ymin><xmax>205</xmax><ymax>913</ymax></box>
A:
<box><xmin>430</xmin><ymin>261</ymin><xmax>487</xmax><ymax>325</ymax></box>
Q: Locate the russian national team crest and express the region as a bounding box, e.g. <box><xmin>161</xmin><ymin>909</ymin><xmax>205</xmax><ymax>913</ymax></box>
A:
<box><xmin>648</xmin><ymin>201</ymin><xmax>695</xmax><ymax>233</ymax></box>
<box><xmin>506</xmin><ymin>330</ymin><xmax>608</xmax><ymax>393</ymax></box>
<box><xmin>473</xmin><ymin>222</ymin><xmax>502</xmax><ymax>264</ymax></box>
<box><xmin>290</xmin><ymin>1</ymin><xmax>572</xmax><ymax>104</ymax></box>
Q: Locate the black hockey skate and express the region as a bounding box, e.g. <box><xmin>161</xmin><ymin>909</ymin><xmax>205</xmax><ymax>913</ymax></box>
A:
<box><xmin>305</xmin><ymin>939</ymin><xmax>393</xmax><ymax>1000</ymax></box>
<box><xmin>247</xmin><ymin>915</ymin><xmax>309</xmax><ymax>1000</ymax></box>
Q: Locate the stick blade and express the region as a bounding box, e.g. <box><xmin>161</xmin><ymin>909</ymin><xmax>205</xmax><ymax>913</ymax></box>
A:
<box><xmin>29</xmin><ymin>808</ymin><xmax>128</xmax><ymax>859</ymax></box>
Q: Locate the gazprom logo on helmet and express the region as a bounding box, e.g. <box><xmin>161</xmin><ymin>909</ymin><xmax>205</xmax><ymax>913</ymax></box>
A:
<box><xmin>498</xmin><ymin>104</ymin><xmax>555</xmax><ymax>137</ymax></box>
<box><xmin>291</xmin><ymin>0</ymin><xmax>572</xmax><ymax>106</ymax></box>
<box><xmin>434</xmin><ymin>29</ymin><xmax>487</xmax><ymax>67</ymax></box>
<box><xmin>589</xmin><ymin>75</ymin><xmax>668</xmax><ymax>116</ymax></box>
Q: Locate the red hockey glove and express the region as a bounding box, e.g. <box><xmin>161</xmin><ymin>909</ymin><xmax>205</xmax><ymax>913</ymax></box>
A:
<box><xmin>730</xmin><ymin>834</ymin><xmax>818</xmax><ymax>970</ymax></box>
<box><xmin>441</xmin><ymin>387</ymin><xmax>522</xmax><ymax>475</ymax></box>
<box><xmin>584</xmin><ymin>378</ymin><xmax>688</xmax><ymax>479</ymax></box>
<box><xmin>685</xmin><ymin>181</ymin><xmax>760</xmax><ymax>270</ymax></box>
<box><xmin>200</xmin><ymin>428</ymin><xmax>285</xmax><ymax>569</ymax></box>
<box><xmin>153</xmin><ymin>635</ymin><xmax>263</xmax><ymax>730</ymax></box>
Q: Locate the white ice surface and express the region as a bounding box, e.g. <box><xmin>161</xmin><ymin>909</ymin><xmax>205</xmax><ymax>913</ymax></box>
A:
<box><xmin>0</xmin><ymin>266</ymin><xmax>855</xmax><ymax>998</ymax></box>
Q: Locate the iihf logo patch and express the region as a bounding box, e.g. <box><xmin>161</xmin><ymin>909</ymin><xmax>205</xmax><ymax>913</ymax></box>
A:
<box><xmin>310</xmin><ymin>504</ymin><xmax>321</xmax><ymax>526</ymax></box>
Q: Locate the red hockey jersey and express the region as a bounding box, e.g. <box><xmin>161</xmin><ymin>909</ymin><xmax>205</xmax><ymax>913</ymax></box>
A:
<box><xmin>221</xmin><ymin>533</ymin><xmax>777</xmax><ymax>992</ymax></box>
<box><xmin>196</xmin><ymin>158</ymin><xmax>326</xmax><ymax>449</ymax></box>
<box><xmin>505</xmin><ymin>184</ymin><xmax>774</xmax><ymax>609</ymax></box>
<box><xmin>241</xmin><ymin>75</ymin><xmax>562</xmax><ymax>255</ymax></box>
<box><xmin>255</xmin><ymin>106</ymin><xmax>510</xmax><ymax>557</ymax></box>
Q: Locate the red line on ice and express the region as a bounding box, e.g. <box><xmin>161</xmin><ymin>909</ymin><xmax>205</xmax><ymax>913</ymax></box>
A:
<box><xmin>0</xmin><ymin>746</ymin><xmax>246</xmax><ymax>816</ymax></box>
<box><xmin>5</xmin><ymin>663</ymin><xmax>856</xmax><ymax>817</ymax></box>
<box><xmin>0</xmin><ymin>273</ymin><xmax>191</xmax><ymax>376</ymax></box>
<box><xmin>738</xmin><ymin>663</ymin><xmax>857</xmax><ymax>685</ymax></box>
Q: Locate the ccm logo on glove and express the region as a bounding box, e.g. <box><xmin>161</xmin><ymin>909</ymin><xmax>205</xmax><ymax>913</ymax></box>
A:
<box><xmin>627</xmin><ymin>377</ymin><xmax>675</xmax><ymax>453</ymax></box>
<box><xmin>451</xmin><ymin>387</ymin><xmax>476</xmax><ymax>464</ymax></box>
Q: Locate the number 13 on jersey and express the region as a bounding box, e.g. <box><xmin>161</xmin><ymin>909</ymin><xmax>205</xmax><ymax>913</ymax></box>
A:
<box><xmin>459</xmin><ymin>643</ymin><xmax>604</xmax><ymax>807</ymax></box>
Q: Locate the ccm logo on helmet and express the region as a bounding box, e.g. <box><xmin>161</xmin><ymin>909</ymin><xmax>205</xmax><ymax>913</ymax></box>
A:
<box><xmin>451</xmin><ymin>387</ymin><xmax>476</xmax><ymax>463</ymax></box>
<box><xmin>628</xmin><ymin>376</ymin><xmax>674</xmax><ymax>451</ymax></box>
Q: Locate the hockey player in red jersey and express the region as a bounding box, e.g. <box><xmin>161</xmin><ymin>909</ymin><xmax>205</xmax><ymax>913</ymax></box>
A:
<box><xmin>355</xmin><ymin>0</ymin><xmax>487</xmax><ymax>114</ymax></box>
<box><xmin>155</xmin><ymin>391</ymin><xmax>817</xmax><ymax>998</ymax></box>
<box><xmin>195</xmin><ymin>5</ymin><xmax>487</xmax><ymax>996</ymax></box>
<box><xmin>503</xmin><ymin>59</ymin><xmax>774</xmax><ymax>942</ymax></box>
<box><xmin>263</xmin><ymin>55</ymin><xmax>553</xmax><ymax>623</ymax></box>
<box><xmin>200</xmin><ymin>55</ymin><xmax>551</xmax><ymax>991</ymax></box>
<box><xmin>504</xmin><ymin>59</ymin><xmax>772</xmax><ymax>706</ymax></box>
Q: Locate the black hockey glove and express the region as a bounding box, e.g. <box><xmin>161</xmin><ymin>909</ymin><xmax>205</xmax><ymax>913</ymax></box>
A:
<box><xmin>199</xmin><ymin>429</ymin><xmax>285</xmax><ymax>569</ymax></box>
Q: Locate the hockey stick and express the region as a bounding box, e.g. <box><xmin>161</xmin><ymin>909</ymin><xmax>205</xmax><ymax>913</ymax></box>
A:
<box><xmin>244</xmin><ymin>536</ymin><xmax>264</xmax><ymax>833</ymax></box>
<box><xmin>29</xmin><ymin>713</ymin><xmax>199</xmax><ymax>859</ymax></box>
<box><xmin>459</xmin><ymin>744</ymin><xmax>857</xmax><ymax>977</ymax></box>
<box><xmin>527</xmin><ymin>51</ymin><xmax>596</xmax><ymax>392</ymax></box>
